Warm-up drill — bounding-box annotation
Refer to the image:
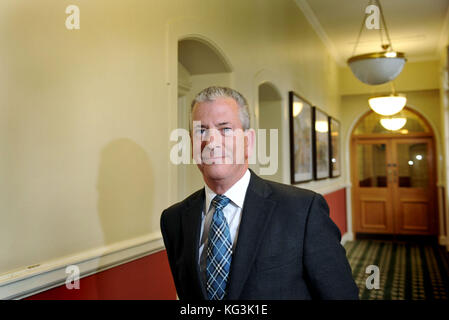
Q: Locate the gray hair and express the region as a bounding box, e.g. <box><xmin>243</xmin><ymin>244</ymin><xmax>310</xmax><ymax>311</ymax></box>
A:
<box><xmin>190</xmin><ymin>86</ymin><xmax>251</xmax><ymax>130</ymax></box>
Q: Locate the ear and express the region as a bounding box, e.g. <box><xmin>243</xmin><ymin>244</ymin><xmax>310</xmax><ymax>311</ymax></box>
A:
<box><xmin>191</xmin><ymin>130</ymin><xmax>202</xmax><ymax>165</ymax></box>
<box><xmin>244</xmin><ymin>128</ymin><xmax>256</xmax><ymax>160</ymax></box>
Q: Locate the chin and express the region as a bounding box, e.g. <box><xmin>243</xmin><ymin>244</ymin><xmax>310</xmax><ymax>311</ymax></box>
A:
<box><xmin>200</xmin><ymin>164</ymin><xmax>233</xmax><ymax>181</ymax></box>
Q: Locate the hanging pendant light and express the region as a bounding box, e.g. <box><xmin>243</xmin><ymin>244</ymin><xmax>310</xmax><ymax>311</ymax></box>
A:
<box><xmin>368</xmin><ymin>93</ymin><xmax>406</xmax><ymax>115</ymax></box>
<box><xmin>347</xmin><ymin>0</ymin><xmax>406</xmax><ymax>85</ymax></box>
<box><xmin>368</xmin><ymin>82</ymin><xmax>406</xmax><ymax>115</ymax></box>
<box><xmin>380</xmin><ymin>117</ymin><xmax>407</xmax><ymax>131</ymax></box>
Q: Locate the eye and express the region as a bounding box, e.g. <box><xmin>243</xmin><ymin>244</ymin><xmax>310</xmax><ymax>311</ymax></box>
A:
<box><xmin>221</xmin><ymin>127</ymin><xmax>233</xmax><ymax>135</ymax></box>
<box><xmin>194</xmin><ymin>128</ymin><xmax>206</xmax><ymax>136</ymax></box>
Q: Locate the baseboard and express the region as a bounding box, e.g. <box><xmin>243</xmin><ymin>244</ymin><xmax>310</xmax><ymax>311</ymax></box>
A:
<box><xmin>0</xmin><ymin>232</ymin><xmax>165</xmax><ymax>300</ymax></box>
<box><xmin>341</xmin><ymin>232</ymin><xmax>354</xmax><ymax>246</ymax></box>
<box><xmin>355</xmin><ymin>233</ymin><xmax>440</xmax><ymax>245</ymax></box>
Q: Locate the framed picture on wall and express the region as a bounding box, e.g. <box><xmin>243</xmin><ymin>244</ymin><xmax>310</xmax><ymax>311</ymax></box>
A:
<box><xmin>312</xmin><ymin>106</ymin><xmax>330</xmax><ymax>180</ymax></box>
<box><xmin>288</xmin><ymin>91</ymin><xmax>313</xmax><ymax>184</ymax></box>
<box><xmin>329</xmin><ymin>117</ymin><xmax>341</xmax><ymax>178</ymax></box>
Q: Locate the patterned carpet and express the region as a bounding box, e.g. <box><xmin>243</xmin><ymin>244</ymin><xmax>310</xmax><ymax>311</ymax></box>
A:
<box><xmin>344</xmin><ymin>239</ymin><xmax>449</xmax><ymax>300</ymax></box>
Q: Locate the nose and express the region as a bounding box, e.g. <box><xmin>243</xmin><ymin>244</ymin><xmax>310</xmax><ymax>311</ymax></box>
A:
<box><xmin>203</xmin><ymin>129</ymin><xmax>222</xmax><ymax>150</ymax></box>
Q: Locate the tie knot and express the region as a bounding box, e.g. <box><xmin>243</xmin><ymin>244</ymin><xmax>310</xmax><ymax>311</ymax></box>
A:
<box><xmin>211</xmin><ymin>195</ymin><xmax>231</xmax><ymax>211</ymax></box>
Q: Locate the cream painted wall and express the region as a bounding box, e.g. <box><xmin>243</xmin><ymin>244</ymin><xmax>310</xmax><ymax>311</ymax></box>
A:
<box><xmin>438</xmin><ymin>33</ymin><xmax>449</xmax><ymax>248</ymax></box>
<box><xmin>0</xmin><ymin>0</ymin><xmax>343</xmax><ymax>275</ymax></box>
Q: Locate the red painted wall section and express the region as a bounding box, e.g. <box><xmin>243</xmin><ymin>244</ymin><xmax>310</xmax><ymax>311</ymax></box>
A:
<box><xmin>25</xmin><ymin>250</ymin><xmax>176</xmax><ymax>300</ymax></box>
<box><xmin>323</xmin><ymin>188</ymin><xmax>347</xmax><ymax>235</ymax></box>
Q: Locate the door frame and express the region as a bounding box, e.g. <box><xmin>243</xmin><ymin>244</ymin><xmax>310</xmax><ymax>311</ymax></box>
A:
<box><xmin>348</xmin><ymin>107</ymin><xmax>438</xmax><ymax>239</ymax></box>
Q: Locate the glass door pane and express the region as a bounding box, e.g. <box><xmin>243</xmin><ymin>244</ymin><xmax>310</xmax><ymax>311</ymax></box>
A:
<box><xmin>357</xmin><ymin>143</ymin><xmax>387</xmax><ymax>187</ymax></box>
<box><xmin>396</xmin><ymin>142</ymin><xmax>429</xmax><ymax>188</ymax></box>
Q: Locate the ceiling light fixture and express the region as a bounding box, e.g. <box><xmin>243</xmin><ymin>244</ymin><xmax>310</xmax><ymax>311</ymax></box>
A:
<box><xmin>380</xmin><ymin>117</ymin><xmax>407</xmax><ymax>131</ymax></box>
<box><xmin>368</xmin><ymin>82</ymin><xmax>406</xmax><ymax>115</ymax></box>
<box><xmin>369</xmin><ymin>94</ymin><xmax>406</xmax><ymax>115</ymax></box>
<box><xmin>347</xmin><ymin>0</ymin><xmax>406</xmax><ymax>85</ymax></box>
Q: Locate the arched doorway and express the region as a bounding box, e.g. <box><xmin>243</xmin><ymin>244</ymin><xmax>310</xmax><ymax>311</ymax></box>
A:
<box><xmin>258</xmin><ymin>82</ymin><xmax>283</xmax><ymax>183</ymax></box>
<box><xmin>350</xmin><ymin>107</ymin><xmax>438</xmax><ymax>237</ymax></box>
<box><xmin>177</xmin><ymin>37</ymin><xmax>232</xmax><ymax>200</ymax></box>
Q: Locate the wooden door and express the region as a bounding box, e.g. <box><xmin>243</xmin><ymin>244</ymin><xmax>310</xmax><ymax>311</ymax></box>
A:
<box><xmin>352</xmin><ymin>138</ymin><xmax>395</xmax><ymax>233</ymax></box>
<box><xmin>392</xmin><ymin>138</ymin><xmax>437</xmax><ymax>235</ymax></box>
<box><xmin>352</xmin><ymin>137</ymin><xmax>437</xmax><ymax>235</ymax></box>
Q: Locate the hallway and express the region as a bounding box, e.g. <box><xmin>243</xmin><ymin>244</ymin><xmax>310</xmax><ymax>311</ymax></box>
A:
<box><xmin>345</xmin><ymin>239</ymin><xmax>449</xmax><ymax>300</ymax></box>
<box><xmin>1</xmin><ymin>0</ymin><xmax>449</xmax><ymax>300</ymax></box>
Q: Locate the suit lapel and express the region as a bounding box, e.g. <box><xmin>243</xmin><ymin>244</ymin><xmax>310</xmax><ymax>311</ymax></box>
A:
<box><xmin>181</xmin><ymin>189</ymin><xmax>207</xmax><ymax>299</ymax></box>
<box><xmin>226</xmin><ymin>172</ymin><xmax>276</xmax><ymax>299</ymax></box>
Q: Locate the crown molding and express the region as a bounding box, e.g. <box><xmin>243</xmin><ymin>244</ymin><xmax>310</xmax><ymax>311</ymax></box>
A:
<box><xmin>437</xmin><ymin>2</ymin><xmax>449</xmax><ymax>57</ymax></box>
<box><xmin>294</xmin><ymin>0</ymin><xmax>344</xmax><ymax>66</ymax></box>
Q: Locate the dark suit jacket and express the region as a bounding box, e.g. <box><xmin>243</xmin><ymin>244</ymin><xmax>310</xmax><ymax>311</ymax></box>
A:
<box><xmin>160</xmin><ymin>170</ymin><xmax>359</xmax><ymax>300</ymax></box>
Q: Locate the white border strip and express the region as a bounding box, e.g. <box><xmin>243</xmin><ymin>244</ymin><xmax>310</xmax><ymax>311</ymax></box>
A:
<box><xmin>303</xmin><ymin>181</ymin><xmax>349</xmax><ymax>196</ymax></box>
<box><xmin>0</xmin><ymin>232</ymin><xmax>165</xmax><ymax>300</ymax></box>
<box><xmin>341</xmin><ymin>232</ymin><xmax>354</xmax><ymax>246</ymax></box>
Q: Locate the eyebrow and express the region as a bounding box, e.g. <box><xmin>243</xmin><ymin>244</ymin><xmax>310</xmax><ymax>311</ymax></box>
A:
<box><xmin>216</xmin><ymin>122</ymin><xmax>231</xmax><ymax>126</ymax></box>
<box><xmin>194</xmin><ymin>122</ymin><xmax>231</xmax><ymax>128</ymax></box>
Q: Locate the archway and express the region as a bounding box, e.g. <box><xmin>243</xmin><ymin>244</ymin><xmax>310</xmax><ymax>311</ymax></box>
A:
<box><xmin>350</xmin><ymin>107</ymin><xmax>439</xmax><ymax>238</ymax></box>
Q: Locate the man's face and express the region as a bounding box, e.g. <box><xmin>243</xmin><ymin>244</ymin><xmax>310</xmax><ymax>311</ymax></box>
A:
<box><xmin>191</xmin><ymin>97</ymin><xmax>254</xmax><ymax>184</ymax></box>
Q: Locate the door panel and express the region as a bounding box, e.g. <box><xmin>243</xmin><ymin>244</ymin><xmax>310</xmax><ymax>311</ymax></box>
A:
<box><xmin>360</xmin><ymin>198</ymin><xmax>389</xmax><ymax>230</ymax></box>
<box><xmin>401</xmin><ymin>200</ymin><xmax>429</xmax><ymax>231</ymax></box>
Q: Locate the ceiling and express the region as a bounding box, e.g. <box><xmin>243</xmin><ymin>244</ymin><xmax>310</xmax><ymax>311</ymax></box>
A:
<box><xmin>296</xmin><ymin>0</ymin><xmax>449</xmax><ymax>65</ymax></box>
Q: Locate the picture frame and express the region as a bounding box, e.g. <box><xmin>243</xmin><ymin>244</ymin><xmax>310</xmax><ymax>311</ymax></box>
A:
<box><xmin>288</xmin><ymin>91</ymin><xmax>313</xmax><ymax>184</ymax></box>
<box><xmin>312</xmin><ymin>106</ymin><xmax>330</xmax><ymax>180</ymax></box>
<box><xmin>329</xmin><ymin>117</ymin><xmax>341</xmax><ymax>178</ymax></box>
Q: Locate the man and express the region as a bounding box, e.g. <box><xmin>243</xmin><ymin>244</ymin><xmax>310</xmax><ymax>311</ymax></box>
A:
<box><xmin>160</xmin><ymin>86</ymin><xmax>359</xmax><ymax>300</ymax></box>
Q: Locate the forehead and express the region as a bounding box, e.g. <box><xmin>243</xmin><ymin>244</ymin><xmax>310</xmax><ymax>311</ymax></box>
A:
<box><xmin>192</xmin><ymin>97</ymin><xmax>241</xmax><ymax>122</ymax></box>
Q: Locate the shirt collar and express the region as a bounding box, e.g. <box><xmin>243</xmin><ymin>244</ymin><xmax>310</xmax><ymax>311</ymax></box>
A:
<box><xmin>204</xmin><ymin>169</ymin><xmax>251</xmax><ymax>215</ymax></box>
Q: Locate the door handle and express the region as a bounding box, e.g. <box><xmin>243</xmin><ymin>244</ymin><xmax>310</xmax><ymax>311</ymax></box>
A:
<box><xmin>388</xmin><ymin>169</ymin><xmax>393</xmax><ymax>184</ymax></box>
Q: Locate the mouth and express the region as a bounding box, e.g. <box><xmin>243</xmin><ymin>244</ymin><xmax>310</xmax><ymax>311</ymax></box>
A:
<box><xmin>201</xmin><ymin>156</ymin><xmax>230</xmax><ymax>164</ymax></box>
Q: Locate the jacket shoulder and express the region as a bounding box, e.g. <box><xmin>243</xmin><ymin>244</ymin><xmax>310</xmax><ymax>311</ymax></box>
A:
<box><xmin>264</xmin><ymin>178</ymin><xmax>318</xmax><ymax>202</ymax></box>
<box><xmin>161</xmin><ymin>188</ymin><xmax>204</xmax><ymax>218</ymax></box>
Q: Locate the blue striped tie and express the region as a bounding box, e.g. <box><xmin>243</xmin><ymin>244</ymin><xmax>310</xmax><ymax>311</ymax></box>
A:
<box><xmin>206</xmin><ymin>195</ymin><xmax>232</xmax><ymax>300</ymax></box>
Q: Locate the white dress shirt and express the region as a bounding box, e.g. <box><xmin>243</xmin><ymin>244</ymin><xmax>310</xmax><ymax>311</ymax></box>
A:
<box><xmin>198</xmin><ymin>169</ymin><xmax>251</xmax><ymax>281</ymax></box>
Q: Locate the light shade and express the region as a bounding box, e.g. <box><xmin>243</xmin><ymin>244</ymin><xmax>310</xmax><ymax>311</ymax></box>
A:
<box><xmin>380</xmin><ymin>117</ymin><xmax>407</xmax><ymax>131</ymax></box>
<box><xmin>368</xmin><ymin>94</ymin><xmax>407</xmax><ymax>116</ymax></box>
<box><xmin>347</xmin><ymin>52</ymin><xmax>406</xmax><ymax>85</ymax></box>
